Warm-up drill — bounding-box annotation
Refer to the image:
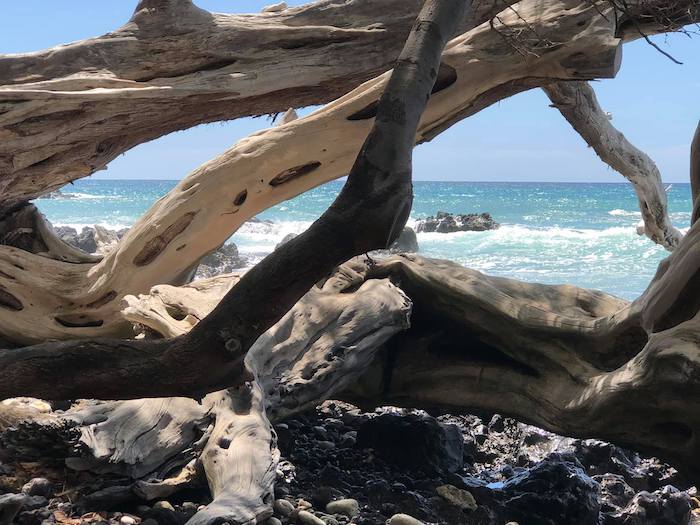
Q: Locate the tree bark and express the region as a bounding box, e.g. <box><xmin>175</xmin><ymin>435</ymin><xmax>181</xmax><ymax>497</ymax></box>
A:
<box><xmin>0</xmin><ymin>0</ymin><xmax>694</xmax><ymax>216</ymax></box>
<box><xmin>0</xmin><ymin>0</ymin><xmax>507</xmax><ymax>216</ymax></box>
<box><xmin>0</xmin><ymin>0</ymin><xmax>466</xmax><ymax>402</ymax></box>
<box><xmin>544</xmin><ymin>81</ymin><xmax>683</xmax><ymax>250</ymax></box>
<box><xmin>0</xmin><ymin>0</ymin><xmax>624</xmax><ymax>345</ymax></box>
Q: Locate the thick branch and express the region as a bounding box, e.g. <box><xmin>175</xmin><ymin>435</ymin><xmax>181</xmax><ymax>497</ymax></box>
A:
<box><xmin>0</xmin><ymin>0</ymin><xmax>466</xmax><ymax>401</ymax></box>
<box><xmin>544</xmin><ymin>81</ymin><xmax>683</xmax><ymax>250</ymax></box>
<box><xmin>0</xmin><ymin>0</ymin><xmax>624</xmax><ymax>344</ymax></box>
<box><xmin>0</xmin><ymin>0</ymin><xmax>505</xmax><ymax>216</ymax></box>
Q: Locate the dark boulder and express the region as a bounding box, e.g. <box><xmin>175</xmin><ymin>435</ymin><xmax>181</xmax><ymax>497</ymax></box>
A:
<box><xmin>415</xmin><ymin>211</ymin><xmax>499</xmax><ymax>233</ymax></box>
<box><xmin>603</xmin><ymin>486</ymin><xmax>692</xmax><ymax>525</ymax></box>
<box><xmin>389</xmin><ymin>227</ymin><xmax>419</xmax><ymax>253</ymax></box>
<box><xmin>496</xmin><ymin>452</ymin><xmax>601</xmax><ymax>525</ymax></box>
<box><xmin>357</xmin><ymin>413</ymin><xmax>463</xmax><ymax>474</ymax></box>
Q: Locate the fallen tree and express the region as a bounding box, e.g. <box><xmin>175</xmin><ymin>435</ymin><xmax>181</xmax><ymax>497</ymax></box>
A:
<box><xmin>0</xmin><ymin>1</ymin><xmax>699</xmax><ymax>524</ymax></box>
<box><xmin>0</xmin><ymin>0</ymin><xmax>692</xmax><ymax>215</ymax></box>
<box><xmin>0</xmin><ymin>0</ymin><xmax>511</xmax><ymax>216</ymax></box>
<box><xmin>0</xmin><ymin>0</ymin><xmax>626</xmax><ymax>344</ymax></box>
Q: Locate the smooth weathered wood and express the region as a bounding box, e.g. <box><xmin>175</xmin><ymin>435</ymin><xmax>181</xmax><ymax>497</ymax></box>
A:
<box><xmin>0</xmin><ymin>0</ymin><xmax>464</xmax><ymax>403</ymax></box>
<box><xmin>0</xmin><ymin>0</ymin><xmax>510</xmax><ymax>216</ymax></box>
<box><xmin>544</xmin><ymin>81</ymin><xmax>683</xmax><ymax>250</ymax></box>
<box><xmin>0</xmin><ymin>0</ymin><xmax>624</xmax><ymax>344</ymax></box>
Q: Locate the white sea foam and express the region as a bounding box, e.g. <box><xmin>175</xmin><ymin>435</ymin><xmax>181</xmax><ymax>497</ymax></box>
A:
<box><xmin>608</xmin><ymin>209</ymin><xmax>641</xmax><ymax>217</ymax></box>
<box><xmin>416</xmin><ymin>224</ymin><xmax>638</xmax><ymax>243</ymax></box>
<box><xmin>51</xmin><ymin>221</ymin><xmax>132</xmax><ymax>232</ymax></box>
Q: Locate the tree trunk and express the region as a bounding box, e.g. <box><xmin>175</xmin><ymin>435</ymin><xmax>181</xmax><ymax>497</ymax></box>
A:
<box><xmin>544</xmin><ymin>81</ymin><xmax>683</xmax><ymax>250</ymax></box>
<box><xmin>0</xmin><ymin>0</ymin><xmax>624</xmax><ymax>345</ymax></box>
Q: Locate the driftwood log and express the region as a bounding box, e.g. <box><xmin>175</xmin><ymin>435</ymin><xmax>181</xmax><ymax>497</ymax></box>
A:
<box><xmin>544</xmin><ymin>81</ymin><xmax>684</xmax><ymax>250</ymax></box>
<box><xmin>0</xmin><ymin>0</ymin><xmax>626</xmax><ymax>344</ymax></box>
<box><xmin>0</xmin><ymin>0</ymin><xmax>692</xmax><ymax>215</ymax></box>
<box><xmin>0</xmin><ymin>1</ymin><xmax>699</xmax><ymax>524</ymax></box>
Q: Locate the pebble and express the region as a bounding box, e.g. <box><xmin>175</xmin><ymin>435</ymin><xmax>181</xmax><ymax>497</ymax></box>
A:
<box><xmin>316</xmin><ymin>440</ymin><xmax>336</xmax><ymax>450</ymax></box>
<box><xmin>153</xmin><ymin>500</ymin><xmax>175</xmax><ymax>512</ymax></box>
<box><xmin>386</xmin><ymin>514</ymin><xmax>425</xmax><ymax>525</ymax></box>
<box><xmin>265</xmin><ymin>518</ymin><xmax>283</xmax><ymax>525</ymax></box>
<box><xmin>273</xmin><ymin>498</ymin><xmax>295</xmax><ymax>516</ymax></box>
<box><xmin>119</xmin><ymin>516</ymin><xmax>136</xmax><ymax>525</ymax></box>
<box><xmin>326</xmin><ymin>498</ymin><xmax>359</xmax><ymax>517</ymax></box>
<box><xmin>435</xmin><ymin>484</ymin><xmax>477</xmax><ymax>511</ymax></box>
<box><xmin>298</xmin><ymin>510</ymin><xmax>326</xmax><ymax>525</ymax></box>
<box><xmin>297</xmin><ymin>498</ymin><xmax>313</xmax><ymax>510</ymax></box>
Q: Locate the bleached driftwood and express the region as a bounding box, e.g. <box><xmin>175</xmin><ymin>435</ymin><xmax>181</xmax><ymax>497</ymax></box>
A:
<box><xmin>0</xmin><ymin>0</ymin><xmax>693</xmax><ymax>216</ymax></box>
<box><xmin>544</xmin><ymin>81</ymin><xmax>683</xmax><ymax>250</ymax></box>
<box><xmin>0</xmin><ymin>0</ymin><xmax>515</xmax><ymax>215</ymax></box>
<box><xmin>3</xmin><ymin>266</ymin><xmax>411</xmax><ymax>523</ymax></box>
<box><xmin>0</xmin><ymin>0</ymin><xmax>625</xmax><ymax>344</ymax></box>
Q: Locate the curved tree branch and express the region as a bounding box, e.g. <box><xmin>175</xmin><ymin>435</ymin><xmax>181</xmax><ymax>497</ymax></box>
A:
<box><xmin>0</xmin><ymin>0</ymin><xmax>469</xmax><ymax>401</ymax></box>
<box><xmin>544</xmin><ymin>81</ymin><xmax>683</xmax><ymax>250</ymax></box>
<box><xmin>0</xmin><ymin>0</ymin><xmax>624</xmax><ymax>345</ymax></box>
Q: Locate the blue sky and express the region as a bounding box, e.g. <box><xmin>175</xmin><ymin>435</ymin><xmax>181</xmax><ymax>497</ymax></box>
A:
<box><xmin>1</xmin><ymin>1</ymin><xmax>698</xmax><ymax>182</ymax></box>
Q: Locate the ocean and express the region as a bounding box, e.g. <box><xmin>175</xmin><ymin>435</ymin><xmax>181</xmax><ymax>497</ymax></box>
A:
<box><xmin>35</xmin><ymin>180</ymin><xmax>693</xmax><ymax>301</ymax></box>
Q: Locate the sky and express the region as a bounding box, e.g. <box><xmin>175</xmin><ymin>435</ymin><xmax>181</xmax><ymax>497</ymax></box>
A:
<box><xmin>1</xmin><ymin>1</ymin><xmax>698</xmax><ymax>182</ymax></box>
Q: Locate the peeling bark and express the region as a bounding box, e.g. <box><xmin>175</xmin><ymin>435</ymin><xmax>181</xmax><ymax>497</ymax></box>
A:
<box><xmin>0</xmin><ymin>0</ymin><xmax>624</xmax><ymax>344</ymax></box>
<box><xmin>544</xmin><ymin>81</ymin><xmax>683</xmax><ymax>250</ymax></box>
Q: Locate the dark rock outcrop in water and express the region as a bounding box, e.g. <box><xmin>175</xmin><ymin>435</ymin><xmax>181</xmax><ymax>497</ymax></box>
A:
<box><xmin>416</xmin><ymin>211</ymin><xmax>499</xmax><ymax>233</ymax></box>
<box><xmin>195</xmin><ymin>243</ymin><xmax>247</xmax><ymax>279</ymax></box>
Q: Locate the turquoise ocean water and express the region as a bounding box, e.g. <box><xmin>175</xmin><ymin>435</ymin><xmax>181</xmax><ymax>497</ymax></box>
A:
<box><xmin>35</xmin><ymin>180</ymin><xmax>693</xmax><ymax>300</ymax></box>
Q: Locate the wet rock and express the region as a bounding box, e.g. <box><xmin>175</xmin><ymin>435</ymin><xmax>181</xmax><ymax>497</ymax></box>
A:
<box><xmin>357</xmin><ymin>413</ymin><xmax>463</xmax><ymax>474</ymax></box>
<box><xmin>495</xmin><ymin>453</ymin><xmax>601</xmax><ymax>525</ymax></box>
<box><xmin>55</xmin><ymin>225</ymin><xmax>128</xmax><ymax>254</ymax></box>
<box><xmin>326</xmin><ymin>498</ymin><xmax>359</xmax><ymax>517</ymax></box>
<box><xmin>415</xmin><ymin>211</ymin><xmax>499</xmax><ymax>233</ymax></box>
<box><xmin>389</xmin><ymin>227</ymin><xmax>419</xmax><ymax>253</ymax></box>
<box><xmin>435</xmin><ymin>485</ymin><xmax>477</xmax><ymax>511</ymax></box>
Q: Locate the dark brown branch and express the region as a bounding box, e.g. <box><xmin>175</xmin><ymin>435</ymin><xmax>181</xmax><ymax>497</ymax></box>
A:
<box><xmin>0</xmin><ymin>0</ymin><xmax>470</xmax><ymax>401</ymax></box>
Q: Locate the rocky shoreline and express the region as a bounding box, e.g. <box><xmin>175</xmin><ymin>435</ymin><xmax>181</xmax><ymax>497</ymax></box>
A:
<box><xmin>1</xmin><ymin>400</ymin><xmax>698</xmax><ymax>525</ymax></box>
